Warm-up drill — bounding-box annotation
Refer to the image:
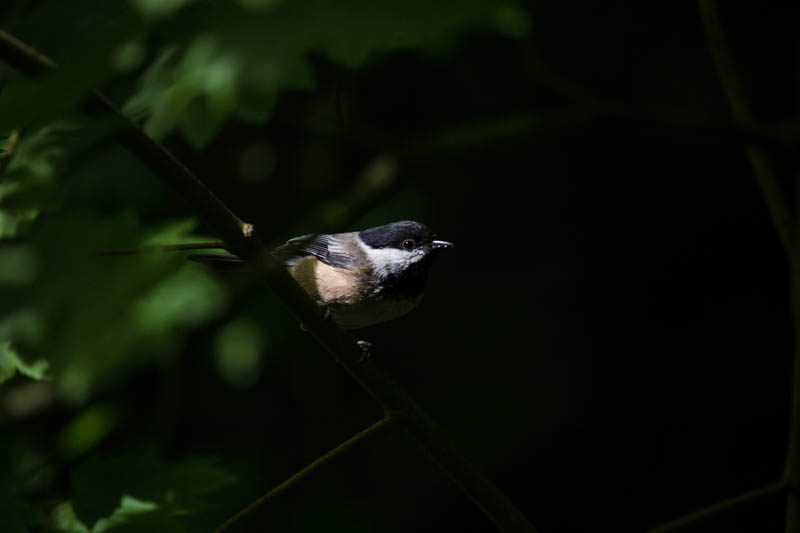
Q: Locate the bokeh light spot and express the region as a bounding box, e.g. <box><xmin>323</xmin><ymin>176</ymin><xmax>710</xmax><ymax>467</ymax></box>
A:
<box><xmin>215</xmin><ymin>318</ymin><xmax>263</xmax><ymax>388</ymax></box>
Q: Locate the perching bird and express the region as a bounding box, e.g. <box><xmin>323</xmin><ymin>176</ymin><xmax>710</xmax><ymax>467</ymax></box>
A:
<box><xmin>189</xmin><ymin>221</ymin><xmax>453</xmax><ymax>330</ymax></box>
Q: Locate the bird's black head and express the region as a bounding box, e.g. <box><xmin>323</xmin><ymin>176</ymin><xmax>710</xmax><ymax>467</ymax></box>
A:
<box><xmin>359</xmin><ymin>221</ymin><xmax>436</xmax><ymax>251</ymax></box>
<box><xmin>358</xmin><ymin>221</ymin><xmax>453</xmax><ymax>297</ymax></box>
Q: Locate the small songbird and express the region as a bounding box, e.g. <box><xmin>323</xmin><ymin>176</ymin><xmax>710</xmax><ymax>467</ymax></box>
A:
<box><xmin>190</xmin><ymin>221</ymin><xmax>453</xmax><ymax>329</ymax></box>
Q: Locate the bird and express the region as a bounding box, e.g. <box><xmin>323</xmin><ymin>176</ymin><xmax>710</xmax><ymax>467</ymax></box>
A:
<box><xmin>189</xmin><ymin>220</ymin><xmax>454</xmax><ymax>330</ymax></box>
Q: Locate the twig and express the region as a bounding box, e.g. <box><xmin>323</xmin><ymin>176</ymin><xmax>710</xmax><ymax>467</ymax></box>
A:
<box><xmin>96</xmin><ymin>241</ymin><xmax>226</xmax><ymax>255</ymax></box>
<box><xmin>698</xmin><ymin>2</ymin><xmax>800</xmax><ymax>531</ymax></box>
<box><xmin>215</xmin><ymin>417</ymin><xmax>393</xmax><ymax>532</ymax></box>
<box><xmin>0</xmin><ymin>127</ymin><xmax>22</xmax><ymax>180</ymax></box>
<box><xmin>788</xmin><ymin>258</ymin><xmax>800</xmax><ymax>532</ymax></box>
<box><xmin>648</xmin><ymin>480</ymin><xmax>787</xmax><ymax>532</ymax></box>
<box><xmin>0</xmin><ymin>30</ymin><xmax>540</xmax><ymax>533</ymax></box>
<box><xmin>698</xmin><ymin>0</ymin><xmax>794</xmax><ymax>254</ymax></box>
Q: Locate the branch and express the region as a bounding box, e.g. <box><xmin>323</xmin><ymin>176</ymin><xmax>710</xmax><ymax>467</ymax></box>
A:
<box><xmin>648</xmin><ymin>480</ymin><xmax>787</xmax><ymax>532</ymax></box>
<box><xmin>96</xmin><ymin>241</ymin><xmax>226</xmax><ymax>255</ymax></box>
<box><xmin>0</xmin><ymin>30</ymin><xmax>540</xmax><ymax>533</ymax></box>
<box><xmin>697</xmin><ymin>3</ymin><xmax>800</xmax><ymax>531</ymax></box>
<box><xmin>698</xmin><ymin>0</ymin><xmax>794</xmax><ymax>254</ymax></box>
<box><xmin>215</xmin><ymin>417</ymin><xmax>393</xmax><ymax>532</ymax></box>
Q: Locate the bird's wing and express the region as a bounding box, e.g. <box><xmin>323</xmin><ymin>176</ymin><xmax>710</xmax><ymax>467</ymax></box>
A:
<box><xmin>188</xmin><ymin>233</ymin><xmax>363</xmax><ymax>271</ymax></box>
<box><xmin>274</xmin><ymin>233</ymin><xmax>360</xmax><ymax>269</ymax></box>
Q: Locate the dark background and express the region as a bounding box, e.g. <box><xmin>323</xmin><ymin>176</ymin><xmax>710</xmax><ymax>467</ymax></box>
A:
<box><xmin>1</xmin><ymin>1</ymin><xmax>797</xmax><ymax>532</ymax></box>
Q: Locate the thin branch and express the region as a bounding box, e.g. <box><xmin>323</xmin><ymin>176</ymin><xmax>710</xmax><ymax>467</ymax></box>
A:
<box><xmin>96</xmin><ymin>241</ymin><xmax>226</xmax><ymax>255</ymax></box>
<box><xmin>788</xmin><ymin>262</ymin><xmax>800</xmax><ymax>532</ymax></box>
<box><xmin>648</xmin><ymin>480</ymin><xmax>787</xmax><ymax>532</ymax></box>
<box><xmin>698</xmin><ymin>0</ymin><xmax>794</xmax><ymax>254</ymax></box>
<box><xmin>0</xmin><ymin>127</ymin><xmax>22</xmax><ymax>181</ymax></box>
<box><xmin>698</xmin><ymin>3</ymin><xmax>800</xmax><ymax>531</ymax></box>
<box><xmin>0</xmin><ymin>30</ymin><xmax>540</xmax><ymax>533</ymax></box>
<box><xmin>215</xmin><ymin>417</ymin><xmax>393</xmax><ymax>532</ymax></box>
<box><xmin>0</xmin><ymin>31</ymin><xmax>54</xmax><ymax>74</ymax></box>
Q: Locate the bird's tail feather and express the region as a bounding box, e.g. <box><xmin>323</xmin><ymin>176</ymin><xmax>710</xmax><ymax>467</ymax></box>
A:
<box><xmin>187</xmin><ymin>253</ymin><xmax>246</xmax><ymax>272</ymax></box>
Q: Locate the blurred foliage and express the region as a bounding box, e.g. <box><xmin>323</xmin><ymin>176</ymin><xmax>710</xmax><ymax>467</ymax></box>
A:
<box><xmin>69</xmin><ymin>451</ymin><xmax>234</xmax><ymax>529</ymax></box>
<box><xmin>2</xmin><ymin>0</ymin><xmax>796</xmax><ymax>532</ymax></box>
<box><xmin>0</xmin><ymin>1</ymin><xmax>528</xmax><ymax>532</ymax></box>
<box><xmin>124</xmin><ymin>0</ymin><xmax>515</xmax><ymax>146</ymax></box>
<box><xmin>0</xmin><ymin>341</ymin><xmax>48</xmax><ymax>384</ymax></box>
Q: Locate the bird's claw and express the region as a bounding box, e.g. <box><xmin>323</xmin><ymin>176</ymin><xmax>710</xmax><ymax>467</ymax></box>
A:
<box><xmin>300</xmin><ymin>306</ymin><xmax>332</xmax><ymax>331</ymax></box>
<box><xmin>357</xmin><ymin>340</ymin><xmax>374</xmax><ymax>363</ymax></box>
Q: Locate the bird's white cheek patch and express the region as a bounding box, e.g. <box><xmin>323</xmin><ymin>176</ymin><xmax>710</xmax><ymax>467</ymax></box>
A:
<box><xmin>364</xmin><ymin>247</ymin><xmax>424</xmax><ymax>277</ymax></box>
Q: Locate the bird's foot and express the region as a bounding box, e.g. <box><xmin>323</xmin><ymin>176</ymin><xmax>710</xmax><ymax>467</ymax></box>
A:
<box><xmin>299</xmin><ymin>306</ymin><xmax>333</xmax><ymax>331</ymax></box>
<box><xmin>357</xmin><ymin>340</ymin><xmax>374</xmax><ymax>364</ymax></box>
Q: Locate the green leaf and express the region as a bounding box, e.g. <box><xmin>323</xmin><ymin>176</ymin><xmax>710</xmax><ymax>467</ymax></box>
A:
<box><xmin>0</xmin><ymin>120</ymin><xmax>116</xmax><ymax>240</ymax></box>
<box><xmin>71</xmin><ymin>451</ymin><xmax>235</xmax><ymax>527</ymax></box>
<box><xmin>125</xmin><ymin>0</ymin><xmax>515</xmax><ymax>146</ymax></box>
<box><xmin>51</xmin><ymin>502</ymin><xmax>92</xmax><ymax>533</ymax></box>
<box><xmin>93</xmin><ymin>497</ymin><xmax>183</xmax><ymax>533</ymax></box>
<box><xmin>0</xmin><ymin>341</ymin><xmax>49</xmax><ymax>384</ymax></box>
<box><xmin>57</xmin><ymin>404</ymin><xmax>120</xmax><ymax>460</ymax></box>
<box><xmin>0</xmin><ymin>211</ymin><xmax>226</xmax><ymax>403</ymax></box>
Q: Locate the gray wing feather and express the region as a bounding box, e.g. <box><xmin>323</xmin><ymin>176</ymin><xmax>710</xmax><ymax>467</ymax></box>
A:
<box><xmin>274</xmin><ymin>233</ymin><xmax>361</xmax><ymax>269</ymax></box>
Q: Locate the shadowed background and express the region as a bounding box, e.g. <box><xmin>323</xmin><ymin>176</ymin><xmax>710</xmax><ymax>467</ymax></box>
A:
<box><xmin>0</xmin><ymin>1</ymin><xmax>797</xmax><ymax>532</ymax></box>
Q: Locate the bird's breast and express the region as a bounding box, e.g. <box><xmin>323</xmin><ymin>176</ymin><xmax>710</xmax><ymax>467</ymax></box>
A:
<box><xmin>287</xmin><ymin>256</ymin><xmax>372</xmax><ymax>305</ymax></box>
<box><xmin>286</xmin><ymin>255</ymin><xmax>425</xmax><ymax>328</ymax></box>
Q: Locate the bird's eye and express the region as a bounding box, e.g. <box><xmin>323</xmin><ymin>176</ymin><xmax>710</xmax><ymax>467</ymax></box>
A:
<box><xmin>402</xmin><ymin>239</ymin><xmax>415</xmax><ymax>250</ymax></box>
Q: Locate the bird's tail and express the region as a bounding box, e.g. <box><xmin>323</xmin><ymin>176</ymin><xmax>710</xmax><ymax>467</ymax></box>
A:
<box><xmin>97</xmin><ymin>241</ymin><xmax>248</xmax><ymax>272</ymax></box>
<box><xmin>96</xmin><ymin>241</ymin><xmax>226</xmax><ymax>255</ymax></box>
<box><xmin>186</xmin><ymin>253</ymin><xmax>246</xmax><ymax>271</ymax></box>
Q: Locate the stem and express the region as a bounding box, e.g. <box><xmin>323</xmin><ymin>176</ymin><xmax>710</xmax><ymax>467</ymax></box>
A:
<box><xmin>215</xmin><ymin>417</ymin><xmax>393</xmax><ymax>532</ymax></box>
<box><xmin>697</xmin><ymin>2</ymin><xmax>799</xmax><ymax>530</ymax></box>
<box><xmin>648</xmin><ymin>480</ymin><xmax>787</xmax><ymax>532</ymax></box>
<box><xmin>0</xmin><ymin>30</ymin><xmax>540</xmax><ymax>533</ymax></box>
<box><xmin>96</xmin><ymin>241</ymin><xmax>226</xmax><ymax>255</ymax></box>
<box><xmin>698</xmin><ymin>0</ymin><xmax>794</xmax><ymax>254</ymax></box>
<box><xmin>788</xmin><ymin>256</ymin><xmax>800</xmax><ymax>530</ymax></box>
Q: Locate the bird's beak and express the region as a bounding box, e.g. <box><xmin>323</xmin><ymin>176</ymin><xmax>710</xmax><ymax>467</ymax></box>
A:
<box><xmin>431</xmin><ymin>240</ymin><xmax>454</xmax><ymax>250</ymax></box>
